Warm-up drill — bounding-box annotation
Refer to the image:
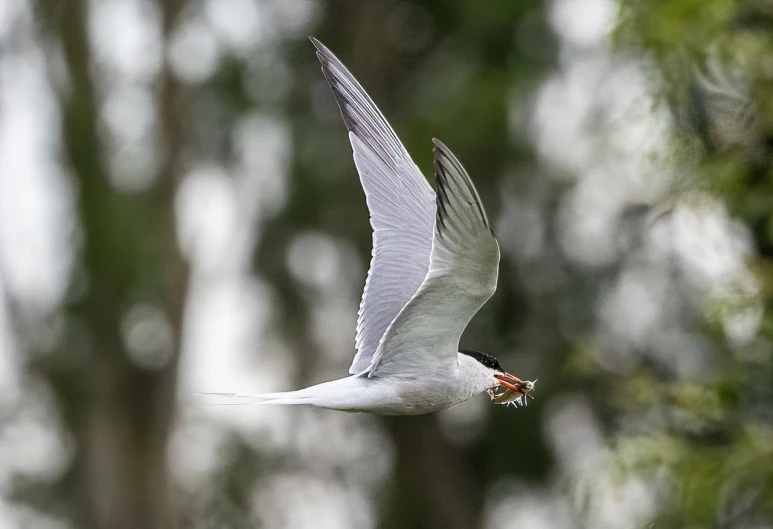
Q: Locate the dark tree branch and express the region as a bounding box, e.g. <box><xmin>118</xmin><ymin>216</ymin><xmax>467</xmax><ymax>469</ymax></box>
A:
<box><xmin>32</xmin><ymin>0</ymin><xmax>190</xmax><ymax>527</ymax></box>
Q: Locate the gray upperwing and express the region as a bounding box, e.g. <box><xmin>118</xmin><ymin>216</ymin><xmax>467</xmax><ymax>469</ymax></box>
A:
<box><xmin>367</xmin><ymin>139</ymin><xmax>500</xmax><ymax>378</ymax></box>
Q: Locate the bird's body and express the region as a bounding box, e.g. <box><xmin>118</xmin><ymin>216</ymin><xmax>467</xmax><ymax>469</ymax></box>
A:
<box><xmin>225</xmin><ymin>353</ymin><xmax>500</xmax><ymax>415</ymax></box>
<box><xmin>211</xmin><ymin>39</ymin><xmax>535</xmax><ymax>415</ymax></box>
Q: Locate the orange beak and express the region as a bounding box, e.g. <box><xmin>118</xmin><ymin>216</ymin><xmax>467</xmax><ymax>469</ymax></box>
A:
<box><xmin>494</xmin><ymin>372</ymin><xmax>527</xmax><ymax>393</ymax></box>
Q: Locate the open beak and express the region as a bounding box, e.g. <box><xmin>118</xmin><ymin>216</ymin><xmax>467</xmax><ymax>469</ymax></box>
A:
<box><xmin>494</xmin><ymin>372</ymin><xmax>527</xmax><ymax>393</ymax></box>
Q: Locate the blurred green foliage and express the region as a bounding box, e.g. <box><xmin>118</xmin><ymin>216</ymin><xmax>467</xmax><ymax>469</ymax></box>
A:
<box><xmin>605</xmin><ymin>1</ymin><xmax>773</xmax><ymax>526</ymax></box>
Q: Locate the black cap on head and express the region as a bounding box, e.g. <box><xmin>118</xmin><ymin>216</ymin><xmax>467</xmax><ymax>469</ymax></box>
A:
<box><xmin>459</xmin><ymin>349</ymin><xmax>503</xmax><ymax>372</ymax></box>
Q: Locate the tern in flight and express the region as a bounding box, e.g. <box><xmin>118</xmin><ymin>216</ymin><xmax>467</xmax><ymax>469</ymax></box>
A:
<box><xmin>213</xmin><ymin>39</ymin><xmax>535</xmax><ymax>414</ymax></box>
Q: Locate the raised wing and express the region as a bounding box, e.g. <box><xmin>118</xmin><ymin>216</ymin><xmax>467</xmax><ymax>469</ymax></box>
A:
<box><xmin>367</xmin><ymin>139</ymin><xmax>500</xmax><ymax>378</ymax></box>
<box><xmin>311</xmin><ymin>38</ymin><xmax>437</xmax><ymax>375</ymax></box>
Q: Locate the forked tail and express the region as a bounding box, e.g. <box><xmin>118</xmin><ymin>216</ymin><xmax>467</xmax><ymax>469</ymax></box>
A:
<box><xmin>200</xmin><ymin>377</ymin><xmax>369</xmax><ymax>411</ymax></box>
<box><xmin>201</xmin><ymin>390</ymin><xmax>313</xmax><ymax>406</ymax></box>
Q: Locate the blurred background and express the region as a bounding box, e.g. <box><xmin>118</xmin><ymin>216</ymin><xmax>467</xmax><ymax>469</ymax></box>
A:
<box><xmin>2</xmin><ymin>0</ymin><xmax>773</xmax><ymax>528</ymax></box>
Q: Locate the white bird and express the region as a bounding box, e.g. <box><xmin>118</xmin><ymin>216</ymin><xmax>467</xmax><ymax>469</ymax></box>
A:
<box><xmin>211</xmin><ymin>38</ymin><xmax>535</xmax><ymax>415</ymax></box>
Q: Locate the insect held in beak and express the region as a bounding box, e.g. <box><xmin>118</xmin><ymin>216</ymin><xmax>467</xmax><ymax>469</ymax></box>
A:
<box><xmin>487</xmin><ymin>377</ymin><xmax>537</xmax><ymax>408</ymax></box>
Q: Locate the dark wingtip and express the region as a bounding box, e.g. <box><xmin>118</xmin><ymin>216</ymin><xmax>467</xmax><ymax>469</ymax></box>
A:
<box><xmin>309</xmin><ymin>37</ymin><xmax>336</xmax><ymax>65</ymax></box>
<box><xmin>431</xmin><ymin>137</ymin><xmax>493</xmax><ymax>232</ymax></box>
<box><xmin>432</xmin><ymin>138</ymin><xmax>454</xmax><ymax>168</ymax></box>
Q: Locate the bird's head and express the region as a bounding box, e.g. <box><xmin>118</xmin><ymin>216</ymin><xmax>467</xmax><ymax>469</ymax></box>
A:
<box><xmin>458</xmin><ymin>349</ymin><xmax>536</xmax><ymax>407</ymax></box>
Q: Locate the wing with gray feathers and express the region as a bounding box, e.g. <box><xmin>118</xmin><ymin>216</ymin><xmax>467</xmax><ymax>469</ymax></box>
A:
<box><xmin>311</xmin><ymin>38</ymin><xmax>437</xmax><ymax>375</ymax></box>
<box><xmin>367</xmin><ymin>139</ymin><xmax>500</xmax><ymax>378</ymax></box>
